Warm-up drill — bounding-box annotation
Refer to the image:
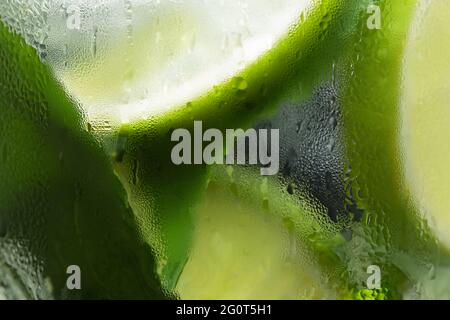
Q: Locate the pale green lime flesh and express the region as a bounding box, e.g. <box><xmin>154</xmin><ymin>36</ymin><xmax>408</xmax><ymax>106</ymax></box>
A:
<box><xmin>176</xmin><ymin>190</ymin><xmax>332</xmax><ymax>300</ymax></box>
<box><xmin>401</xmin><ymin>0</ymin><xmax>450</xmax><ymax>250</ymax></box>
<box><xmin>175</xmin><ymin>167</ymin><xmax>343</xmax><ymax>300</ymax></box>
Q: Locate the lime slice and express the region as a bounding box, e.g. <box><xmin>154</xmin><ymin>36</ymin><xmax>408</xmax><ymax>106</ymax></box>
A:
<box><xmin>401</xmin><ymin>0</ymin><xmax>450</xmax><ymax>251</ymax></box>
<box><xmin>0</xmin><ymin>22</ymin><xmax>165</xmax><ymax>299</ymax></box>
<box><xmin>176</xmin><ymin>166</ymin><xmax>346</xmax><ymax>300</ymax></box>
<box><xmin>1</xmin><ymin>0</ymin><xmax>313</xmax><ymax>124</ymax></box>
<box><xmin>1</xmin><ymin>0</ymin><xmax>359</xmax><ymax>130</ymax></box>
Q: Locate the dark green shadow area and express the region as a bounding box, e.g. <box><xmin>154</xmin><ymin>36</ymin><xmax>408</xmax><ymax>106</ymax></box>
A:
<box><xmin>0</xmin><ymin>22</ymin><xmax>166</xmax><ymax>299</ymax></box>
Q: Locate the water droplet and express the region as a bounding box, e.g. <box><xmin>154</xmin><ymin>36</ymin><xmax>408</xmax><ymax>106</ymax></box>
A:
<box><xmin>114</xmin><ymin>135</ymin><xmax>128</xmax><ymax>163</ymax></box>
<box><xmin>326</xmin><ymin>138</ymin><xmax>335</xmax><ymax>152</ymax></box>
<box><xmin>131</xmin><ymin>159</ymin><xmax>139</xmax><ymax>185</ymax></box>
<box><xmin>329</xmin><ymin>116</ymin><xmax>337</xmax><ymax>130</ymax></box>
<box><xmin>91</xmin><ymin>26</ymin><xmax>98</xmax><ymax>58</ymax></box>
<box><xmin>342</xmin><ymin>229</ymin><xmax>352</xmax><ymax>241</ymax></box>
<box><xmin>299</xmin><ymin>12</ymin><xmax>305</xmax><ymax>23</ymax></box>
<box><xmin>295</xmin><ymin>121</ymin><xmax>303</xmax><ymax>133</ymax></box>
<box><xmin>63</xmin><ymin>44</ymin><xmax>69</xmax><ymax>68</ymax></box>
<box><xmin>287</xmin><ymin>183</ymin><xmax>295</xmax><ymax>195</ymax></box>
<box><xmin>232</xmin><ymin>77</ymin><xmax>248</xmax><ymax>91</ymax></box>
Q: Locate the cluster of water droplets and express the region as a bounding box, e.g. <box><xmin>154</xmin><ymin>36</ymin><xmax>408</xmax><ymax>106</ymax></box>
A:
<box><xmin>1</xmin><ymin>0</ymin><xmax>311</xmax><ymax>127</ymax></box>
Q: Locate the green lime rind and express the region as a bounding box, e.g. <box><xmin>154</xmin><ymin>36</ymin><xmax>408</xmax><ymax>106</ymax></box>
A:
<box><xmin>338</xmin><ymin>0</ymin><xmax>439</xmax><ymax>297</ymax></box>
<box><xmin>0</xmin><ymin>22</ymin><xmax>166</xmax><ymax>299</ymax></box>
